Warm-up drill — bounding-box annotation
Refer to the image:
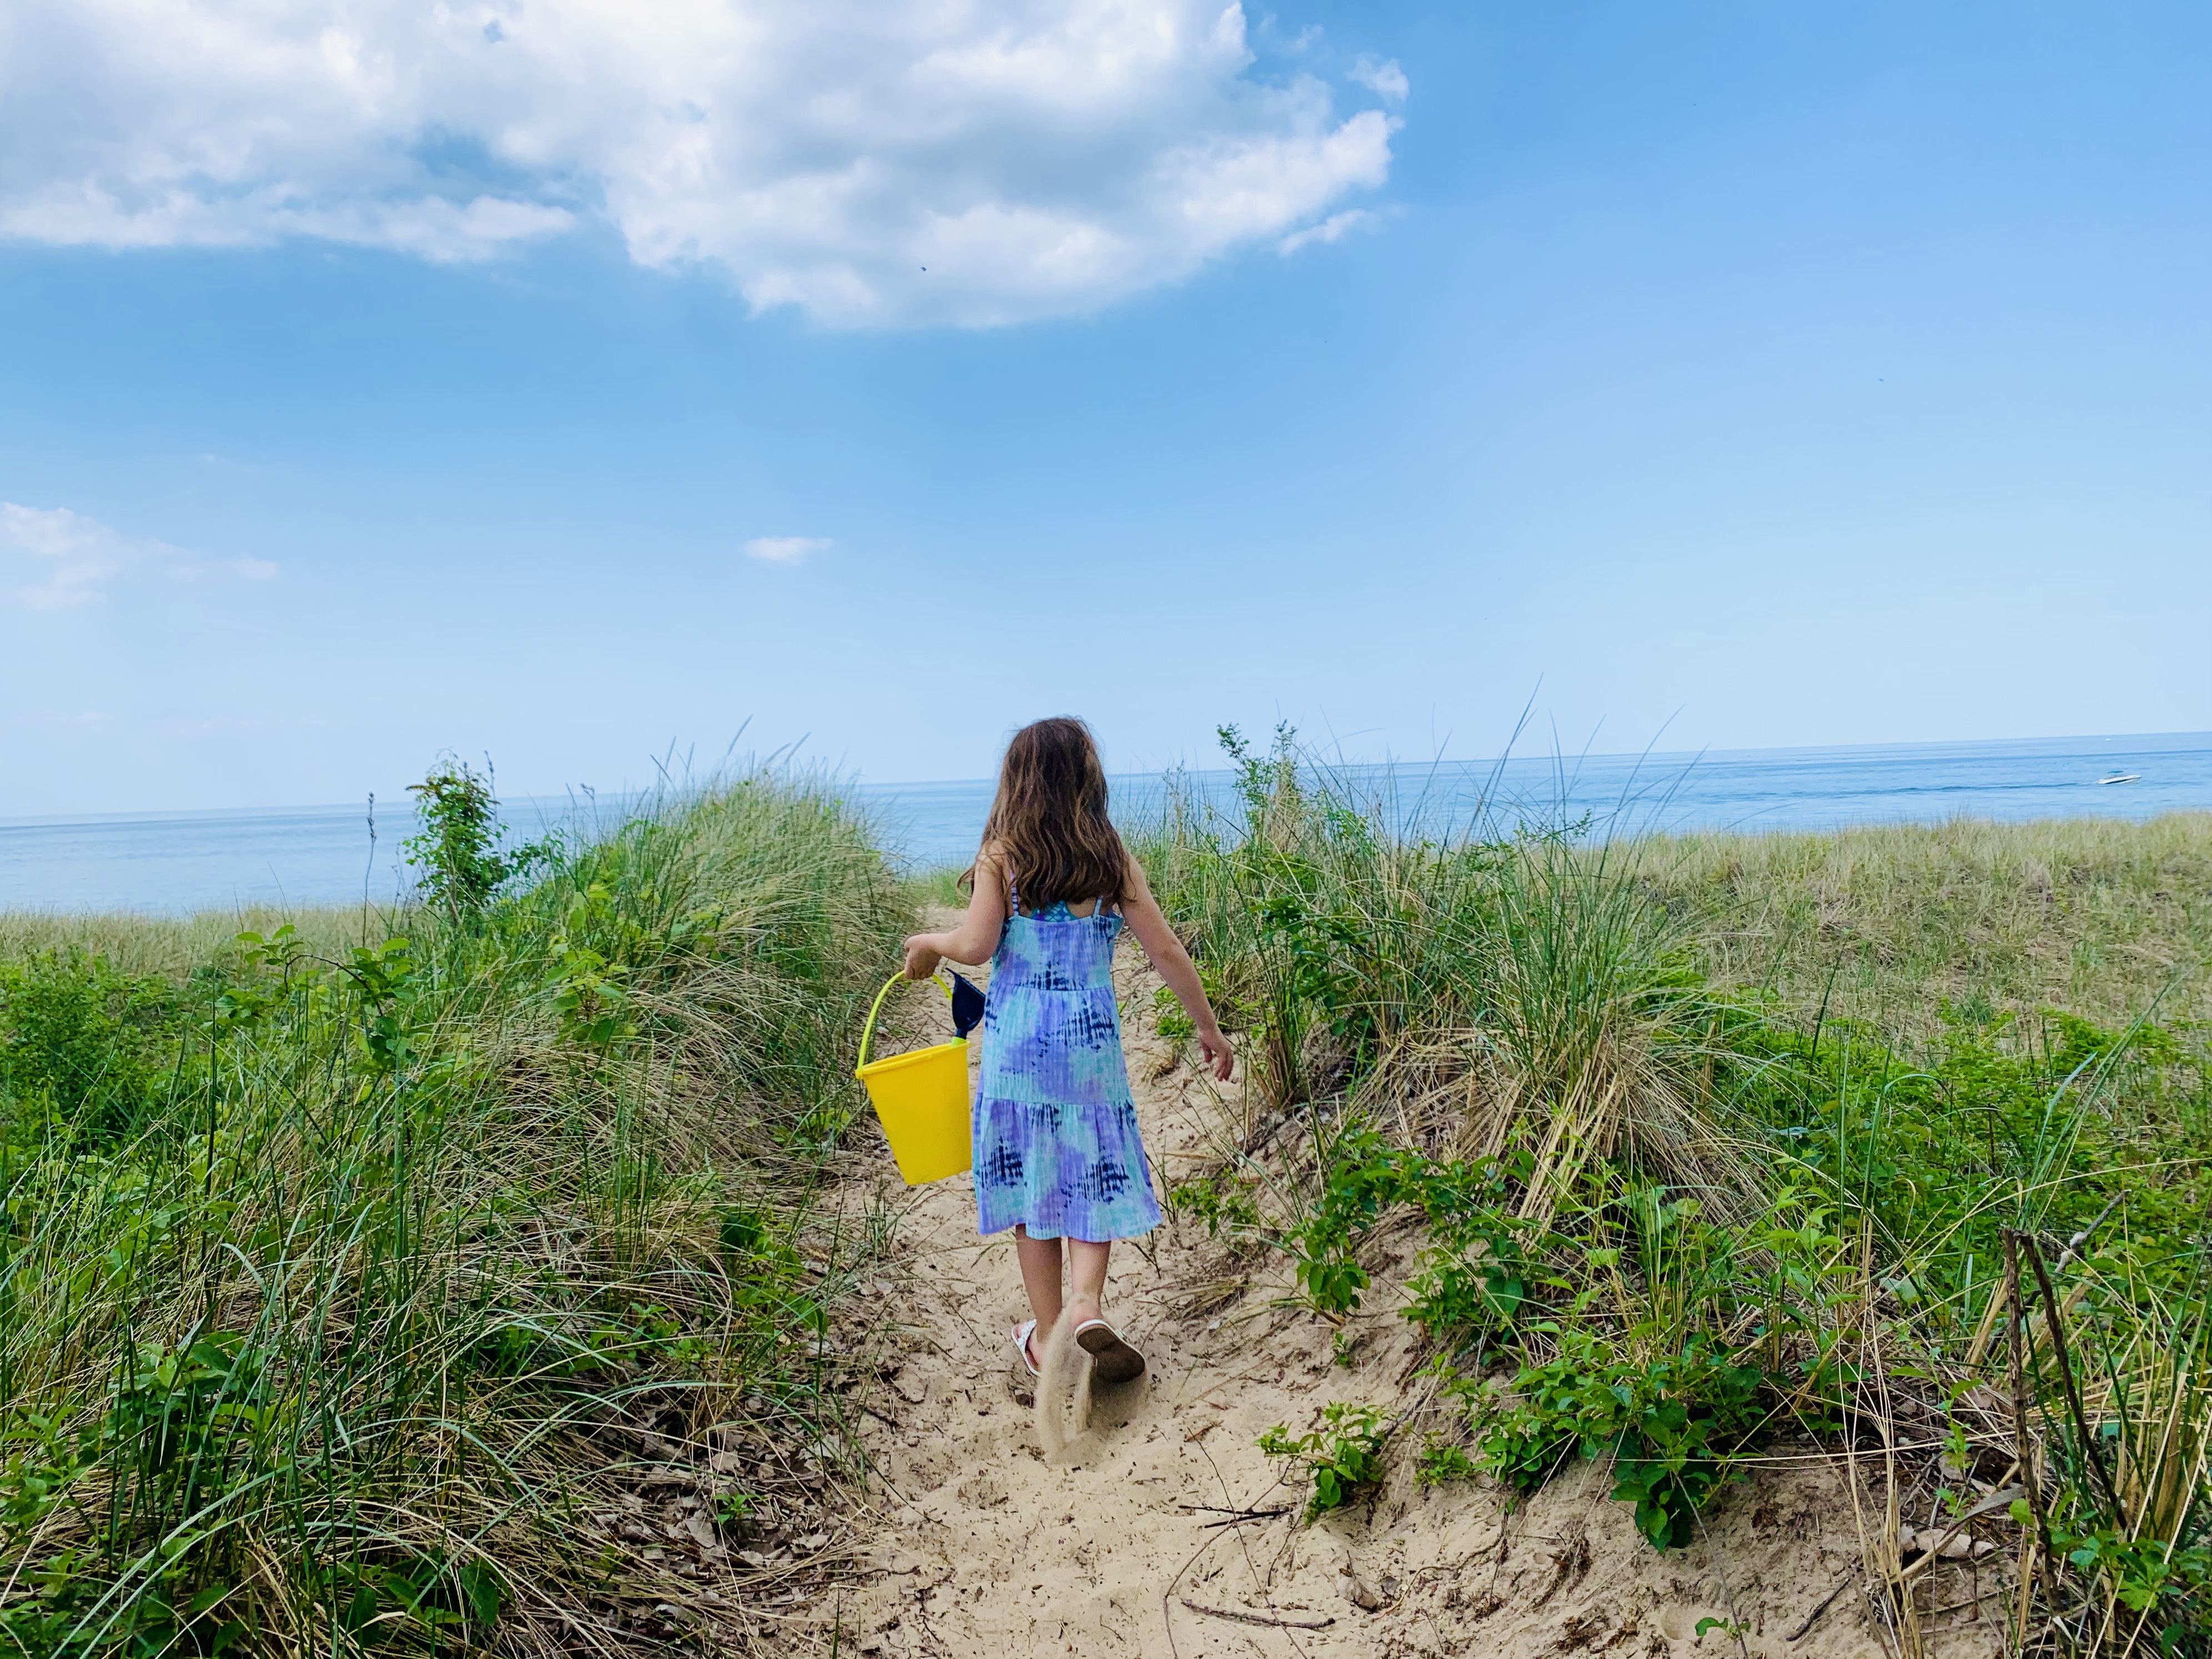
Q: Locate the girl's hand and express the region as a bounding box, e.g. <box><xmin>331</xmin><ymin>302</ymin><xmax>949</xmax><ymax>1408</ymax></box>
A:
<box><xmin>903</xmin><ymin>934</ymin><xmax>944</xmax><ymax>981</ymax></box>
<box><xmin>1197</xmin><ymin>1025</ymin><xmax>1234</xmax><ymax>1082</ymax></box>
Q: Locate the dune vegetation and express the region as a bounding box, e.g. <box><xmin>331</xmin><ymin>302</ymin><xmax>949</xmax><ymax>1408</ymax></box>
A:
<box><xmin>1131</xmin><ymin>728</ymin><xmax>2212</xmax><ymax>1657</ymax></box>
<box><xmin>5</xmin><ymin>733</ymin><xmax>2208</xmax><ymax>1657</ymax></box>
<box><xmin>1648</xmin><ymin>812</ymin><xmax>2212</xmax><ymax>1039</ymax></box>
<box><xmin>0</xmin><ymin>765</ymin><xmax>908</xmax><ymax>1655</ymax></box>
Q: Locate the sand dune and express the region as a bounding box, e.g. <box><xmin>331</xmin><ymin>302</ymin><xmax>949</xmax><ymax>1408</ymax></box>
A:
<box><xmin>830</xmin><ymin>926</ymin><xmax>2008</xmax><ymax>1657</ymax></box>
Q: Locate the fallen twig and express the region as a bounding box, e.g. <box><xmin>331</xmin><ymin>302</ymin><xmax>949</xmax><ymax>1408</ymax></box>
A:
<box><xmin>1176</xmin><ymin>1502</ymin><xmax>1293</xmax><ymax>1529</ymax></box>
<box><xmin>1925</xmin><ymin>1586</ymin><xmax>2014</xmax><ymax>1621</ymax></box>
<box><xmin>1199</xmin><ymin>1508</ymin><xmax>1291</xmax><ymax>1529</ymax></box>
<box><xmin>1178</xmin><ymin>1599</ymin><xmax>1335</xmax><ymax>1631</ymax></box>
<box><xmin>1159</xmin><ymin>1522</ymin><xmax>1223</xmax><ymax>1659</ymax></box>
<box><xmin>1786</xmin><ymin>1569</ymin><xmax>1856</xmax><ymax>1642</ymax></box>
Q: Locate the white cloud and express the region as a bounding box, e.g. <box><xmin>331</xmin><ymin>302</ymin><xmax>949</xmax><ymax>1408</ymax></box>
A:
<box><xmin>1348</xmin><ymin>56</ymin><xmax>1409</xmax><ymax>102</ymax></box>
<box><xmin>0</xmin><ymin>1</ymin><xmax>1400</xmax><ymax>326</ymax></box>
<box><xmin>1</xmin><ymin>502</ymin><xmax>278</xmax><ymax>609</ymax></box>
<box><xmin>744</xmin><ymin>535</ymin><xmax>833</xmax><ymax>565</ymax></box>
<box><xmin>1279</xmin><ymin>207</ymin><xmax>1373</xmax><ymax>255</ymax></box>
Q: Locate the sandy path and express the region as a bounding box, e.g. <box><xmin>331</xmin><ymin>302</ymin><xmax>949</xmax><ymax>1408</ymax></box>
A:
<box><xmin>836</xmin><ymin>931</ymin><xmax>2002</xmax><ymax>1658</ymax></box>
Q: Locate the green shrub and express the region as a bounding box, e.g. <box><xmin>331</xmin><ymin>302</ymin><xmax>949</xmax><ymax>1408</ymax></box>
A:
<box><xmin>1475</xmin><ymin>1333</ymin><xmax>1766</xmax><ymax>1550</ymax></box>
<box><xmin>1415</xmin><ymin>1433</ymin><xmax>1478</xmax><ymax>1486</ymax></box>
<box><xmin>1258</xmin><ymin>1402</ymin><xmax>1391</xmax><ymax>1522</ymax></box>
<box><xmin>1402</xmin><ymin>1156</ymin><xmax>1539</xmax><ymax>1341</ymax></box>
<box><xmin>1283</xmin><ymin>1125</ymin><xmax>1413</xmax><ymax>1315</ymax></box>
<box><xmin>0</xmin><ymin>949</ymin><xmax>188</xmax><ymax>1148</ymax></box>
<box><xmin>1151</xmin><ymin>985</ymin><xmax>1195</xmax><ymax>1041</ymax></box>
<box><xmin>404</xmin><ymin>755</ymin><xmax>557</xmax><ymax>921</ymax></box>
<box><xmin>1135</xmin><ymin>731</ymin><xmax>2212</xmax><ymax>1628</ymax></box>
<box><xmin>1164</xmin><ymin>1168</ymin><xmax>1264</xmax><ymax>1239</ymax></box>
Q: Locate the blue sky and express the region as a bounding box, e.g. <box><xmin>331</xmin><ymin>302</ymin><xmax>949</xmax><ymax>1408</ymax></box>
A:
<box><xmin>2</xmin><ymin>0</ymin><xmax>2208</xmax><ymax>815</ymax></box>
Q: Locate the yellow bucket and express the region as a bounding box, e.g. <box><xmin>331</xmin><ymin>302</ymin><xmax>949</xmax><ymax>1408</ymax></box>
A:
<box><xmin>854</xmin><ymin>972</ymin><xmax>973</xmax><ymax>1185</ymax></box>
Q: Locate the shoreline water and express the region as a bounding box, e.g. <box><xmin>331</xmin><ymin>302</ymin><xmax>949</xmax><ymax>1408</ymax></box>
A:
<box><xmin>4</xmin><ymin>728</ymin><xmax>2209</xmax><ymax>915</ymax></box>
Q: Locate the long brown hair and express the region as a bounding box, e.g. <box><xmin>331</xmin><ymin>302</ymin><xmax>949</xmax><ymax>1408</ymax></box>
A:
<box><xmin>963</xmin><ymin>717</ymin><xmax>1130</xmax><ymax>911</ymax></box>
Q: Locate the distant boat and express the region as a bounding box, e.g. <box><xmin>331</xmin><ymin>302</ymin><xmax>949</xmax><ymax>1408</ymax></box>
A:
<box><xmin>2099</xmin><ymin>771</ymin><xmax>2142</xmax><ymax>785</ymax></box>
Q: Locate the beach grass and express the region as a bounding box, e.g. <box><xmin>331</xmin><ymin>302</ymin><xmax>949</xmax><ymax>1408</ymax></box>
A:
<box><xmin>0</xmin><ymin>770</ymin><xmax>910</xmax><ymax>1653</ymax></box>
<box><xmin>899</xmin><ymin>866</ymin><xmax>971</xmax><ymax>912</ymax></box>
<box><xmin>9</xmin><ymin>744</ymin><xmax>2210</xmax><ymax>1655</ymax></box>
<box><xmin>0</xmin><ymin>909</ymin><xmax>383</xmax><ymax>983</ymax></box>
<box><xmin>1648</xmin><ymin>811</ymin><xmax>2212</xmax><ymax>1038</ymax></box>
<box><xmin>1133</xmin><ymin>732</ymin><xmax>2212</xmax><ymax>1653</ymax></box>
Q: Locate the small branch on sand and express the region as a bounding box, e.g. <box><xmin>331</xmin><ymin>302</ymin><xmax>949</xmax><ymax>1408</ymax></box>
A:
<box><xmin>1179</xmin><ymin>1598</ymin><xmax>1335</xmax><ymax>1630</ymax></box>
<box><xmin>1175</xmin><ymin>1503</ymin><xmax>1293</xmax><ymax>1528</ymax></box>
<box><xmin>1786</xmin><ymin>1570</ymin><xmax>1857</xmax><ymax>1642</ymax></box>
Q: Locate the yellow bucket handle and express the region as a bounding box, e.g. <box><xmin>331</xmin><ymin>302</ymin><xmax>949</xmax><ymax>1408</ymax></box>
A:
<box><xmin>855</xmin><ymin>971</ymin><xmax>953</xmax><ymax>1074</ymax></box>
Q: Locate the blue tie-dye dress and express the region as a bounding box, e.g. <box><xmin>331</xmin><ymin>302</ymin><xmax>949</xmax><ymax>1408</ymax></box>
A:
<box><xmin>972</xmin><ymin>891</ymin><xmax>1163</xmax><ymax>1242</ymax></box>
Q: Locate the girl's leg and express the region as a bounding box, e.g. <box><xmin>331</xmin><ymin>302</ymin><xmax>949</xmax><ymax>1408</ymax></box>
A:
<box><xmin>1065</xmin><ymin>1238</ymin><xmax>1112</xmax><ymax>1327</ymax></box>
<box><xmin>1012</xmin><ymin>1225</ymin><xmax>1064</xmax><ymax>1368</ymax></box>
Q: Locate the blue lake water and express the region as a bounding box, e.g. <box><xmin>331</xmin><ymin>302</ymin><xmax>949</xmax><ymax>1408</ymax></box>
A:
<box><xmin>4</xmin><ymin>731</ymin><xmax>2209</xmax><ymax>916</ymax></box>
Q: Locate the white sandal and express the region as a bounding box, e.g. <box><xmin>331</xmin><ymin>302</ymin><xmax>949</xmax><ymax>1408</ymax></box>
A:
<box><xmin>1011</xmin><ymin>1319</ymin><xmax>1041</xmax><ymax>1378</ymax></box>
<box><xmin>1073</xmin><ymin>1318</ymin><xmax>1146</xmax><ymax>1385</ymax></box>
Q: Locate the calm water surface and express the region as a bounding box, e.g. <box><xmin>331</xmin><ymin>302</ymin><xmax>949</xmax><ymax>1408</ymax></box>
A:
<box><xmin>4</xmin><ymin>732</ymin><xmax>2208</xmax><ymax>916</ymax></box>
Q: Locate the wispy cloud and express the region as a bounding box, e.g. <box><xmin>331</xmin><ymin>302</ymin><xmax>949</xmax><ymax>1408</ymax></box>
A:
<box><xmin>1</xmin><ymin>502</ymin><xmax>278</xmax><ymax>609</ymax></box>
<box><xmin>0</xmin><ymin>1</ymin><xmax>1401</xmax><ymax>328</ymax></box>
<box><xmin>1348</xmin><ymin>56</ymin><xmax>1409</xmax><ymax>102</ymax></box>
<box><xmin>743</xmin><ymin>535</ymin><xmax>834</xmax><ymax>565</ymax></box>
<box><xmin>1280</xmin><ymin>208</ymin><xmax>1375</xmax><ymax>255</ymax></box>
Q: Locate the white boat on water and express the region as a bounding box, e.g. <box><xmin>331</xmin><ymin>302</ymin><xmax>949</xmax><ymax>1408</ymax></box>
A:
<box><xmin>2099</xmin><ymin>771</ymin><xmax>2142</xmax><ymax>785</ymax></box>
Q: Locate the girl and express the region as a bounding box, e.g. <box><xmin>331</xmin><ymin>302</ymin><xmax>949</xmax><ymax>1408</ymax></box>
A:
<box><xmin>903</xmin><ymin>717</ymin><xmax>1233</xmax><ymax>1385</ymax></box>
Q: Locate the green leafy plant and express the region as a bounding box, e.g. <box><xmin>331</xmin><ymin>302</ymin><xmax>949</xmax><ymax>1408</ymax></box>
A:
<box><xmin>1165</xmin><ymin>1168</ymin><xmax>1264</xmax><ymax>1239</ymax></box>
<box><xmin>1403</xmin><ymin>1156</ymin><xmax>1540</xmax><ymax>1341</ymax></box>
<box><xmin>340</xmin><ymin>935</ymin><xmax>420</xmax><ymax>1074</ymax></box>
<box><xmin>2038</xmin><ymin>1513</ymin><xmax>2211</xmax><ymax>1640</ymax></box>
<box><xmin>404</xmin><ymin>756</ymin><xmax>556</xmax><ymax>921</ymax></box>
<box><xmin>0</xmin><ymin>948</ymin><xmax>187</xmax><ymax>1147</ymax></box>
<box><xmin>1475</xmin><ymin>1333</ymin><xmax>1766</xmax><ymax>1550</ymax></box>
<box><xmin>1152</xmin><ymin>985</ymin><xmax>1195</xmax><ymax>1042</ymax></box>
<box><xmin>0</xmin><ymin>1331</ymin><xmax>285</xmax><ymax>1653</ymax></box>
<box><xmin>1258</xmin><ymin>1401</ymin><xmax>1390</xmax><ymax>1522</ymax></box>
<box><xmin>549</xmin><ymin>881</ymin><xmax>638</xmax><ymax>1051</ymax></box>
<box><xmin>329</xmin><ymin>1552</ymin><xmax>502</xmax><ymax>1640</ymax></box>
<box><xmin>1283</xmin><ymin>1125</ymin><xmax>1417</xmax><ymax>1315</ymax></box>
<box><xmin>1415</xmin><ymin>1433</ymin><xmax>1478</xmax><ymax>1486</ymax></box>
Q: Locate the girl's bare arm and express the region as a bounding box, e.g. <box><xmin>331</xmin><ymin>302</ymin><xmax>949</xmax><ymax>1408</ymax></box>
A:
<box><xmin>902</xmin><ymin>850</ymin><xmax>1009</xmax><ymax>977</ymax></box>
<box><xmin>1116</xmin><ymin>859</ymin><xmax>1234</xmax><ymax>1082</ymax></box>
